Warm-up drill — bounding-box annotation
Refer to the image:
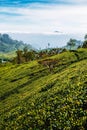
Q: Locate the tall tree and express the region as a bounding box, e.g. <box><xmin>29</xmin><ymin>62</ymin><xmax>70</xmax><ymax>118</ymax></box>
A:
<box><xmin>48</xmin><ymin>43</ymin><xmax>50</xmax><ymax>48</ymax></box>
<box><xmin>82</xmin><ymin>34</ymin><xmax>87</xmax><ymax>48</ymax></box>
<box><xmin>16</xmin><ymin>50</ymin><xmax>23</xmax><ymax>64</ymax></box>
<box><xmin>67</xmin><ymin>39</ymin><xmax>76</xmax><ymax>50</ymax></box>
<box><xmin>84</xmin><ymin>34</ymin><xmax>87</xmax><ymax>40</ymax></box>
<box><xmin>23</xmin><ymin>47</ymin><xmax>29</xmax><ymax>62</ymax></box>
<box><xmin>25</xmin><ymin>51</ymin><xmax>34</xmax><ymax>61</ymax></box>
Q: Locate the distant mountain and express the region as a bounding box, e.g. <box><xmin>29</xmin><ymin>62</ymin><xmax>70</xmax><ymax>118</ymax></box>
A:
<box><xmin>0</xmin><ymin>34</ymin><xmax>34</xmax><ymax>53</ymax></box>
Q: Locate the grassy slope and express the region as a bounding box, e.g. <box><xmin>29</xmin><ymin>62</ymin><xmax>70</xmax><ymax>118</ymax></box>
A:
<box><xmin>0</xmin><ymin>48</ymin><xmax>87</xmax><ymax>130</ymax></box>
<box><xmin>0</xmin><ymin>51</ymin><xmax>16</xmax><ymax>59</ymax></box>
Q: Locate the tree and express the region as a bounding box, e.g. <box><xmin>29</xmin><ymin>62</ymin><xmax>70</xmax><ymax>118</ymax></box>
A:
<box><xmin>82</xmin><ymin>41</ymin><xmax>87</xmax><ymax>48</ymax></box>
<box><xmin>67</xmin><ymin>39</ymin><xmax>76</xmax><ymax>50</ymax></box>
<box><xmin>82</xmin><ymin>34</ymin><xmax>87</xmax><ymax>48</ymax></box>
<box><xmin>84</xmin><ymin>34</ymin><xmax>87</xmax><ymax>40</ymax></box>
<box><xmin>25</xmin><ymin>50</ymin><xmax>35</xmax><ymax>61</ymax></box>
<box><xmin>48</xmin><ymin>43</ymin><xmax>50</xmax><ymax>48</ymax></box>
<box><xmin>23</xmin><ymin>47</ymin><xmax>29</xmax><ymax>62</ymax></box>
<box><xmin>0</xmin><ymin>59</ymin><xmax>2</xmax><ymax>63</ymax></box>
<box><xmin>16</xmin><ymin>50</ymin><xmax>23</xmax><ymax>64</ymax></box>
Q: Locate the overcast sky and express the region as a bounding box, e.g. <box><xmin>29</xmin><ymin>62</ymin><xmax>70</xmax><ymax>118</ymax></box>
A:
<box><xmin>0</xmin><ymin>0</ymin><xmax>87</xmax><ymax>34</ymax></box>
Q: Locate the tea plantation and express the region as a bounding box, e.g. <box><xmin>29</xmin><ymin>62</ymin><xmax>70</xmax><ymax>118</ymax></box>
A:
<box><xmin>0</xmin><ymin>48</ymin><xmax>87</xmax><ymax>130</ymax></box>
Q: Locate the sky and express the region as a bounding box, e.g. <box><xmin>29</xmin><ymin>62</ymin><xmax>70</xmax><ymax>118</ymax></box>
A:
<box><xmin>9</xmin><ymin>33</ymin><xmax>84</xmax><ymax>49</ymax></box>
<box><xmin>0</xmin><ymin>0</ymin><xmax>87</xmax><ymax>34</ymax></box>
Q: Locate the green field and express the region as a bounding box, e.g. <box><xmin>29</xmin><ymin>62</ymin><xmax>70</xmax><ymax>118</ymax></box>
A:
<box><xmin>0</xmin><ymin>48</ymin><xmax>87</xmax><ymax>130</ymax></box>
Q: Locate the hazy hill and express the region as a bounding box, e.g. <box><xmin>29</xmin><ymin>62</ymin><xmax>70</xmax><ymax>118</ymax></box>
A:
<box><xmin>0</xmin><ymin>33</ymin><xmax>33</xmax><ymax>53</ymax></box>
<box><xmin>0</xmin><ymin>48</ymin><xmax>87</xmax><ymax>130</ymax></box>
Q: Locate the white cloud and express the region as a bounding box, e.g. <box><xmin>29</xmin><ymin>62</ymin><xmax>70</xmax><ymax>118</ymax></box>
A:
<box><xmin>0</xmin><ymin>4</ymin><xmax>87</xmax><ymax>34</ymax></box>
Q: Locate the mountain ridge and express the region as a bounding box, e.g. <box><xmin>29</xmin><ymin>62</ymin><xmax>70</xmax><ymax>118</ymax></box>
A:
<box><xmin>0</xmin><ymin>33</ymin><xmax>33</xmax><ymax>53</ymax></box>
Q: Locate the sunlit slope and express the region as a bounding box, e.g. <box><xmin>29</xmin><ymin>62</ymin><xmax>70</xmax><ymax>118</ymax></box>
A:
<box><xmin>0</xmin><ymin>48</ymin><xmax>87</xmax><ymax>130</ymax></box>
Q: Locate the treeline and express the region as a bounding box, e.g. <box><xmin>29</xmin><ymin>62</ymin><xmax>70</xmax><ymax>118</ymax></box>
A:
<box><xmin>13</xmin><ymin>47</ymin><xmax>63</xmax><ymax>64</ymax></box>
<box><xmin>13</xmin><ymin>47</ymin><xmax>36</xmax><ymax>64</ymax></box>
<box><xmin>13</xmin><ymin>34</ymin><xmax>87</xmax><ymax>64</ymax></box>
<box><xmin>67</xmin><ymin>34</ymin><xmax>87</xmax><ymax>49</ymax></box>
<box><xmin>1</xmin><ymin>34</ymin><xmax>87</xmax><ymax>64</ymax></box>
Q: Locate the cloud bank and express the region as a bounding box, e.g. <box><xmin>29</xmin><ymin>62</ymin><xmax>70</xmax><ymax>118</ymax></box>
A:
<box><xmin>0</xmin><ymin>0</ymin><xmax>87</xmax><ymax>34</ymax></box>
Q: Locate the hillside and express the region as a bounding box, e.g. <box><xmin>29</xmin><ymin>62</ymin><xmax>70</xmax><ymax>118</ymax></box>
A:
<box><xmin>0</xmin><ymin>34</ymin><xmax>33</xmax><ymax>53</ymax></box>
<box><xmin>0</xmin><ymin>48</ymin><xmax>87</xmax><ymax>130</ymax></box>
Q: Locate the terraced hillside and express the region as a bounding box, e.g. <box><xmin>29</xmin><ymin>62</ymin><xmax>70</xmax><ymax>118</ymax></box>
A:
<box><xmin>0</xmin><ymin>48</ymin><xmax>87</xmax><ymax>130</ymax></box>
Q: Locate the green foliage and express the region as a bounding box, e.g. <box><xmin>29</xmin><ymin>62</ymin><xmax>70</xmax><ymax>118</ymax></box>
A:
<box><xmin>14</xmin><ymin>49</ymin><xmax>36</xmax><ymax>64</ymax></box>
<box><xmin>84</xmin><ymin>34</ymin><xmax>87</xmax><ymax>40</ymax></box>
<box><xmin>82</xmin><ymin>34</ymin><xmax>87</xmax><ymax>48</ymax></box>
<box><xmin>82</xmin><ymin>40</ymin><xmax>87</xmax><ymax>48</ymax></box>
<box><xmin>16</xmin><ymin>50</ymin><xmax>24</xmax><ymax>64</ymax></box>
<box><xmin>0</xmin><ymin>48</ymin><xmax>87</xmax><ymax>130</ymax></box>
<box><xmin>67</xmin><ymin>39</ymin><xmax>76</xmax><ymax>50</ymax></box>
<box><xmin>40</xmin><ymin>80</ymin><xmax>57</xmax><ymax>92</ymax></box>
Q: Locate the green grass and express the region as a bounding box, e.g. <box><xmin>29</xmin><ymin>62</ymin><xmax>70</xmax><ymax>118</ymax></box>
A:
<box><xmin>0</xmin><ymin>48</ymin><xmax>87</xmax><ymax>130</ymax></box>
